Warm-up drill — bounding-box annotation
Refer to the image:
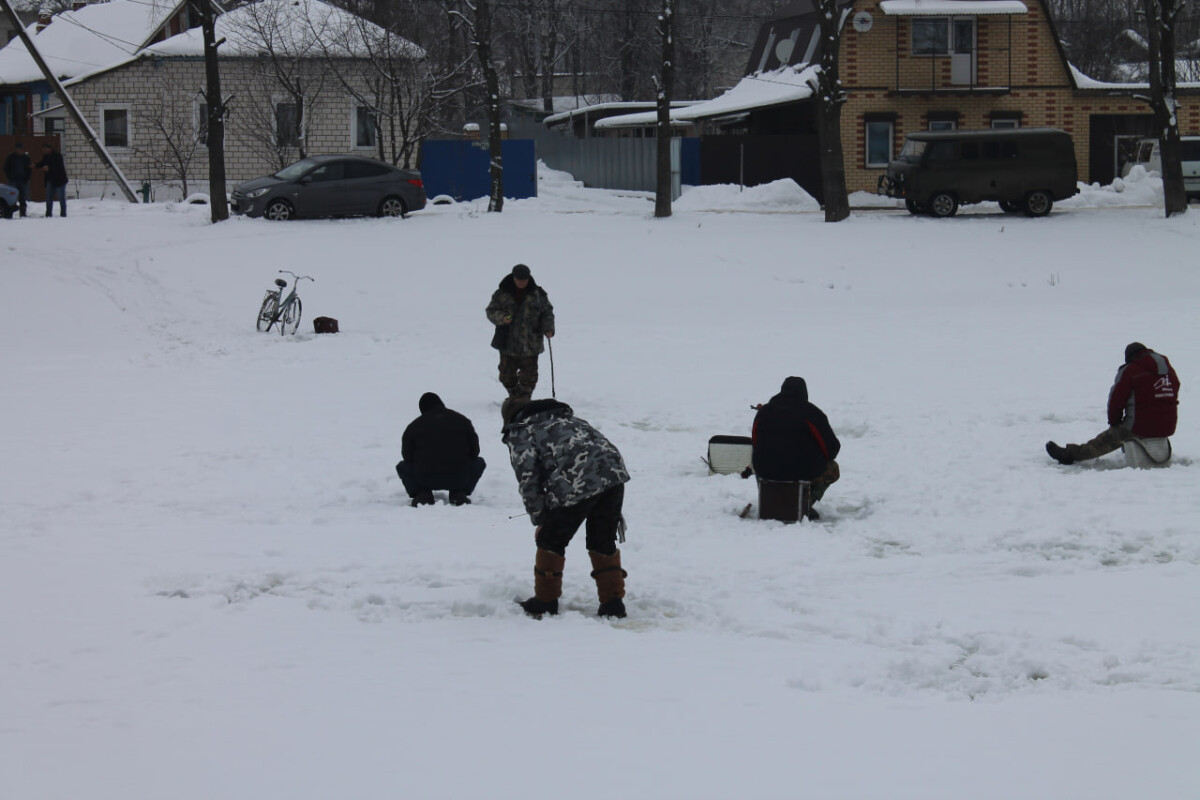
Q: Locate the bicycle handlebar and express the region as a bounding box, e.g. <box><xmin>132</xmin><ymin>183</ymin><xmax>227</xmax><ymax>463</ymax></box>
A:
<box><xmin>278</xmin><ymin>269</ymin><xmax>315</xmax><ymax>283</ymax></box>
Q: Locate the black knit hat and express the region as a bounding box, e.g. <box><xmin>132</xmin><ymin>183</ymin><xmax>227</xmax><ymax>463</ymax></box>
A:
<box><xmin>780</xmin><ymin>376</ymin><xmax>808</xmax><ymax>401</ymax></box>
<box><xmin>418</xmin><ymin>392</ymin><xmax>444</xmax><ymax>413</ymax></box>
<box><xmin>1124</xmin><ymin>342</ymin><xmax>1148</xmax><ymax>363</ymax></box>
<box><xmin>511</xmin><ymin>263</ymin><xmax>531</xmax><ymax>280</ymax></box>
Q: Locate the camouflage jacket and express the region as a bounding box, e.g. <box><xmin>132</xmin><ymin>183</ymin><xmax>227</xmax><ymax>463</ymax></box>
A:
<box><xmin>485</xmin><ymin>276</ymin><xmax>555</xmax><ymax>357</ymax></box>
<box><xmin>504</xmin><ymin>400</ymin><xmax>629</xmax><ymax>525</ymax></box>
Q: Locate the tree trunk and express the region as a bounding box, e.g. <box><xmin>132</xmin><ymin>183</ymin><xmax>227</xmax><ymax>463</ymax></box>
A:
<box><xmin>200</xmin><ymin>0</ymin><xmax>229</xmax><ymax>222</ymax></box>
<box><xmin>1143</xmin><ymin>0</ymin><xmax>1187</xmax><ymax>216</ymax></box>
<box><xmin>816</xmin><ymin>0</ymin><xmax>849</xmax><ymax>222</ymax></box>
<box><xmin>474</xmin><ymin>0</ymin><xmax>504</xmax><ymax>212</ymax></box>
<box><xmin>654</xmin><ymin>0</ymin><xmax>675</xmax><ymax>219</ymax></box>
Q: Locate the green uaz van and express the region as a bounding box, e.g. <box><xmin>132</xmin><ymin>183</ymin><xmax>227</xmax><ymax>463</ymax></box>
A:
<box><xmin>877</xmin><ymin>128</ymin><xmax>1079</xmax><ymax>218</ymax></box>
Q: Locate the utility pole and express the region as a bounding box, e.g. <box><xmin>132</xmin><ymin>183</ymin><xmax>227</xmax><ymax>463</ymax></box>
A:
<box><xmin>0</xmin><ymin>0</ymin><xmax>139</xmax><ymax>202</ymax></box>
<box><xmin>200</xmin><ymin>0</ymin><xmax>229</xmax><ymax>222</ymax></box>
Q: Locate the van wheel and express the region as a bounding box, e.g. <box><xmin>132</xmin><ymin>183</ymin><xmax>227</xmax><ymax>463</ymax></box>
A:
<box><xmin>905</xmin><ymin>198</ymin><xmax>925</xmax><ymax>215</ymax></box>
<box><xmin>1023</xmin><ymin>191</ymin><xmax>1053</xmax><ymax>217</ymax></box>
<box><xmin>928</xmin><ymin>192</ymin><xmax>958</xmax><ymax>218</ymax></box>
<box><xmin>999</xmin><ymin>200</ymin><xmax>1021</xmax><ymax>213</ymax></box>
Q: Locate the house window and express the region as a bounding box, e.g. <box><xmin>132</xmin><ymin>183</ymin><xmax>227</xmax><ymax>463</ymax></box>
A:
<box><xmin>911</xmin><ymin>17</ymin><xmax>975</xmax><ymax>56</ymax></box>
<box><xmin>275</xmin><ymin>100</ymin><xmax>301</xmax><ymax>148</ymax></box>
<box><xmin>991</xmin><ymin>118</ymin><xmax>1020</xmax><ymax>129</ymax></box>
<box><xmin>353</xmin><ymin>103</ymin><xmax>377</xmax><ymax>149</ymax></box>
<box><xmin>43</xmin><ymin>116</ymin><xmax>64</xmax><ymax>136</ymax></box>
<box><xmin>927</xmin><ymin>112</ymin><xmax>959</xmax><ymax>131</ymax></box>
<box><xmin>99</xmin><ymin>105</ymin><xmax>130</xmax><ymax>148</ymax></box>
<box><xmin>865</xmin><ymin>120</ymin><xmax>894</xmax><ymax>167</ymax></box>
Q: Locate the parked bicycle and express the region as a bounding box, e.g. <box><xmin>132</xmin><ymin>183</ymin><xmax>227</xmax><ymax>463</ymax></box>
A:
<box><xmin>256</xmin><ymin>270</ymin><xmax>314</xmax><ymax>335</ymax></box>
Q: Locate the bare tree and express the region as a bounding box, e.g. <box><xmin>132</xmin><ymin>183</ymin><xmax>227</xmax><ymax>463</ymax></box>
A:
<box><xmin>1140</xmin><ymin>0</ymin><xmax>1188</xmax><ymax>215</ymax></box>
<box><xmin>810</xmin><ymin>0</ymin><xmax>850</xmax><ymax>221</ymax></box>
<box><xmin>200</xmin><ymin>0</ymin><xmax>229</xmax><ymax>222</ymax></box>
<box><xmin>131</xmin><ymin>81</ymin><xmax>205</xmax><ymax>199</ymax></box>
<box><xmin>654</xmin><ymin>0</ymin><xmax>674</xmax><ymax>219</ymax></box>
<box><xmin>454</xmin><ymin>0</ymin><xmax>504</xmax><ymax>211</ymax></box>
<box><xmin>224</xmin><ymin>0</ymin><xmax>332</xmax><ymax>169</ymax></box>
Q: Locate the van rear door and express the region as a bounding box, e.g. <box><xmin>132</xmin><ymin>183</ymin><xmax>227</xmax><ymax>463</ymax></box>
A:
<box><xmin>1180</xmin><ymin>138</ymin><xmax>1200</xmax><ymax>194</ymax></box>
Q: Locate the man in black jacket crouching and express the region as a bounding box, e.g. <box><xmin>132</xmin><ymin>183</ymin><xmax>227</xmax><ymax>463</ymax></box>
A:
<box><xmin>396</xmin><ymin>393</ymin><xmax>486</xmax><ymax>507</ymax></box>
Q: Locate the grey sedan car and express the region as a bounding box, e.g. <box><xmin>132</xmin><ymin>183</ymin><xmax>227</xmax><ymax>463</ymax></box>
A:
<box><xmin>0</xmin><ymin>182</ymin><xmax>19</xmax><ymax>218</ymax></box>
<box><xmin>230</xmin><ymin>154</ymin><xmax>426</xmax><ymax>220</ymax></box>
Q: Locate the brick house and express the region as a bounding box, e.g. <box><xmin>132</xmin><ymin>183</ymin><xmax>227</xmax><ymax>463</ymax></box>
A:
<box><xmin>595</xmin><ymin>0</ymin><xmax>1197</xmax><ymax>196</ymax></box>
<box><xmin>0</xmin><ymin>0</ymin><xmax>422</xmax><ymax>199</ymax></box>
<box><xmin>837</xmin><ymin>0</ymin><xmax>1197</xmax><ymax>192</ymax></box>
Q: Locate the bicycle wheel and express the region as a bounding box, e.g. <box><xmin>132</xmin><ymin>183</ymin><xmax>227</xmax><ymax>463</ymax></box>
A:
<box><xmin>257</xmin><ymin>291</ymin><xmax>279</xmax><ymax>332</ymax></box>
<box><xmin>280</xmin><ymin>296</ymin><xmax>302</xmax><ymax>335</ymax></box>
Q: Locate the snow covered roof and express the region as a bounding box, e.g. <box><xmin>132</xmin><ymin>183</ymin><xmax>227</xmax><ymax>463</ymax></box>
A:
<box><xmin>1068</xmin><ymin>62</ymin><xmax>1200</xmax><ymax>91</ymax></box>
<box><xmin>0</xmin><ymin>0</ymin><xmax>420</xmax><ymax>88</ymax></box>
<box><xmin>878</xmin><ymin>0</ymin><xmax>1027</xmax><ymax>15</ymax></box>
<box><xmin>0</xmin><ymin>0</ymin><xmax>182</xmax><ymax>85</ymax></box>
<box><xmin>594</xmin><ymin>65</ymin><xmax>819</xmax><ymax>130</ymax></box>
<box><xmin>545</xmin><ymin>101</ymin><xmax>702</xmax><ymax>127</ymax></box>
<box><xmin>143</xmin><ymin>0</ymin><xmax>422</xmax><ymax>61</ymax></box>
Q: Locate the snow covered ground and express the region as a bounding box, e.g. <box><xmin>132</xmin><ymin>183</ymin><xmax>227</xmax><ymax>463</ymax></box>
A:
<box><xmin>2</xmin><ymin>166</ymin><xmax>1198</xmax><ymax>799</ymax></box>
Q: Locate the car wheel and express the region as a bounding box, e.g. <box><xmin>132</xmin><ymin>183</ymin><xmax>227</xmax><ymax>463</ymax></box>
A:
<box><xmin>999</xmin><ymin>200</ymin><xmax>1021</xmax><ymax>213</ymax></box>
<box><xmin>378</xmin><ymin>196</ymin><xmax>408</xmax><ymax>218</ymax></box>
<box><xmin>904</xmin><ymin>197</ymin><xmax>925</xmax><ymax>215</ymax></box>
<box><xmin>0</xmin><ymin>200</ymin><xmax>13</xmax><ymax>219</ymax></box>
<box><xmin>1023</xmin><ymin>190</ymin><xmax>1053</xmax><ymax>217</ymax></box>
<box><xmin>928</xmin><ymin>192</ymin><xmax>958</xmax><ymax>218</ymax></box>
<box><xmin>264</xmin><ymin>199</ymin><xmax>294</xmax><ymax>221</ymax></box>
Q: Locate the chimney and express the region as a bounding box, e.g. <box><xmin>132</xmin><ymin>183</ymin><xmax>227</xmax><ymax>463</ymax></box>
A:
<box><xmin>37</xmin><ymin>13</ymin><xmax>52</xmax><ymax>32</ymax></box>
<box><xmin>73</xmin><ymin>2</ymin><xmax>87</xmax><ymax>9</ymax></box>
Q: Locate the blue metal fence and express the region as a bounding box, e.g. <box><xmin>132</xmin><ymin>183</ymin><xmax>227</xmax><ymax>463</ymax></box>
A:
<box><xmin>419</xmin><ymin>139</ymin><xmax>537</xmax><ymax>202</ymax></box>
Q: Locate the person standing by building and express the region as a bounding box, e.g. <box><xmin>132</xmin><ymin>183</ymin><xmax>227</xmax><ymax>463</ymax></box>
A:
<box><xmin>1046</xmin><ymin>342</ymin><xmax>1180</xmax><ymax>465</ymax></box>
<box><xmin>4</xmin><ymin>141</ymin><xmax>32</xmax><ymax>217</ymax></box>
<box><xmin>485</xmin><ymin>264</ymin><xmax>554</xmax><ymax>416</ymax></box>
<box><xmin>502</xmin><ymin>399</ymin><xmax>630</xmax><ymax>619</ymax></box>
<box><xmin>36</xmin><ymin>143</ymin><xmax>68</xmax><ymax>218</ymax></box>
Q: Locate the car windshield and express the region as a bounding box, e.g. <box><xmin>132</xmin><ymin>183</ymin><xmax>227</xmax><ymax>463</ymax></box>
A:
<box><xmin>274</xmin><ymin>158</ymin><xmax>322</xmax><ymax>181</ymax></box>
<box><xmin>898</xmin><ymin>140</ymin><xmax>927</xmax><ymax>161</ymax></box>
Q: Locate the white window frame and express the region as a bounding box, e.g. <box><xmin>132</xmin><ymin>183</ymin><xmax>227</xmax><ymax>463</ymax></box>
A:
<box><xmin>991</xmin><ymin>118</ymin><xmax>1020</xmax><ymax>129</ymax></box>
<box><xmin>351</xmin><ymin>97</ymin><xmax>378</xmax><ymax>150</ymax></box>
<box><xmin>98</xmin><ymin>103</ymin><xmax>132</xmax><ymax>150</ymax></box>
<box><xmin>911</xmin><ymin>16</ymin><xmax>976</xmax><ymax>57</ymax></box>
<box><xmin>928</xmin><ymin>119</ymin><xmax>957</xmax><ymax>131</ymax></box>
<box><xmin>865</xmin><ymin>120</ymin><xmax>894</xmax><ymax>168</ymax></box>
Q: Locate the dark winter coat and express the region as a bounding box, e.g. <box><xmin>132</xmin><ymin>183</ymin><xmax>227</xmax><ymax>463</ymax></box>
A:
<box><xmin>1108</xmin><ymin>350</ymin><xmax>1179</xmax><ymax>438</ymax></box>
<box><xmin>751</xmin><ymin>377</ymin><xmax>841</xmax><ymax>482</ymax></box>
<box><xmin>36</xmin><ymin>150</ymin><xmax>68</xmax><ymax>187</ymax></box>
<box><xmin>401</xmin><ymin>393</ymin><xmax>481</xmax><ymax>476</ymax></box>
<box><xmin>503</xmin><ymin>399</ymin><xmax>629</xmax><ymax>526</ymax></box>
<box><xmin>485</xmin><ymin>275</ymin><xmax>555</xmax><ymax>357</ymax></box>
<box><xmin>4</xmin><ymin>150</ymin><xmax>32</xmax><ymax>183</ymax></box>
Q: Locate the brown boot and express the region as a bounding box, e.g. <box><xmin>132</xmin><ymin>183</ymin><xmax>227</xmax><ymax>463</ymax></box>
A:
<box><xmin>519</xmin><ymin>548</ymin><xmax>564</xmax><ymax>618</ymax></box>
<box><xmin>589</xmin><ymin>549</ymin><xmax>627</xmax><ymax>618</ymax></box>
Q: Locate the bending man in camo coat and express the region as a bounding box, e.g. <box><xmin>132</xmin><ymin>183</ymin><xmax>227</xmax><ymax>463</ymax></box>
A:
<box><xmin>485</xmin><ymin>264</ymin><xmax>555</xmax><ymax>414</ymax></box>
<box><xmin>502</xmin><ymin>399</ymin><xmax>630</xmax><ymax>619</ymax></box>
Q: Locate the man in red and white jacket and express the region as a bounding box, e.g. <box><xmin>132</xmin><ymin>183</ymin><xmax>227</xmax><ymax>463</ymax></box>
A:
<box><xmin>1047</xmin><ymin>342</ymin><xmax>1180</xmax><ymax>465</ymax></box>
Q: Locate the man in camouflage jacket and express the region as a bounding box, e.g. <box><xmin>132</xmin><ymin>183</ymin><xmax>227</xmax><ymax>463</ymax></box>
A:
<box><xmin>485</xmin><ymin>264</ymin><xmax>555</xmax><ymax>405</ymax></box>
<box><xmin>503</xmin><ymin>399</ymin><xmax>630</xmax><ymax>619</ymax></box>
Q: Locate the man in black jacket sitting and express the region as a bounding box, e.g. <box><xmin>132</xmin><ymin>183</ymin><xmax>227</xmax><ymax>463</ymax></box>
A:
<box><xmin>396</xmin><ymin>393</ymin><xmax>486</xmax><ymax>506</ymax></box>
<box><xmin>751</xmin><ymin>376</ymin><xmax>841</xmax><ymax>520</ymax></box>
